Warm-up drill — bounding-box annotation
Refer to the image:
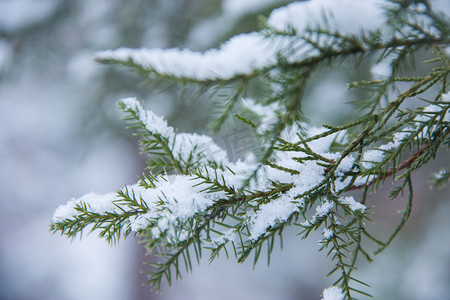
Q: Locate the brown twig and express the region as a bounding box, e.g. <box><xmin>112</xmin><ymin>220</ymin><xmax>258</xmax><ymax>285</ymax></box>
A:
<box><xmin>347</xmin><ymin>142</ymin><xmax>431</xmax><ymax>191</ymax></box>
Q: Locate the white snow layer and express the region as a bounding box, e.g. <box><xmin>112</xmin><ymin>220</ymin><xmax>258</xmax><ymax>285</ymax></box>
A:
<box><xmin>302</xmin><ymin>200</ymin><xmax>334</xmax><ymax>227</ymax></box>
<box><xmin>53</xmin><ymin>75</ymin><xmax>449</xmax><ymax>242</ymax></box>
<box><xmin>248</xmin><ymin>192</ymin><xmax>303</xmax><ymax>241</ymax></box>
<box><xmin>53</xmin><ymin>175</ymin><xmax>218</xmax><ymax>240</ymax></box>
<box><xmin>361</xmin><ymin>92</ymin><xmax>450</xmax><ymax>170</ymax></box>
<box><xmin>53</xmin><ymin>191</ymin><xmax>120</xmax><ymax>222</ymax></box>
<box><xmin>121</xmin><ymin>97</ymin><xmax>228</xmax><ymax>165</ymax></box>
<box><xmin>322</xmin><ymin>228</ymin><xmax>333</xmax><ymax>239</ymax></box>
<box><xmin>95</xmin><ymin>32</ymin><xmax>281</xmax><ymax>81</ymax></box>
<box><xmin>322</xmin><ymin>286</ymin><xmax>345</xmax><ymax>300</ymax></box>
<box><xmin>53</xmin><ymin>98</ymin><xmax>355</xmax><ymax>241</ymax></box>
<box><xmin>339</xmin><ymin>196</ymin><xmax>366</xmax><ymax>212</ymax></box>
<box><xmin>267</xmin><ymin>0</ymin><xmax>385</xmax><ymax>35</ymax></box>
<box><xmin>95</xmin><ymin>0</ymin><xmax>391</xmax><ymax>81</ymax></box>
<box><xmin>121</xmin><ymin>97</ymin><xmax>174</xmax><ymax>138</ymax></box>
<box><xmin>95</xmin><ymin>0</ymin><xmax>446</xmax><ymax>81</ymax></box>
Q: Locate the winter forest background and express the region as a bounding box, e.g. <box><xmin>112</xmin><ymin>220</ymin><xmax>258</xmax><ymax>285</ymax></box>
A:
<box><xmin>0</xmin><ymin>0</ymin><xmax>449</xmax><ymax>300</ymax></box>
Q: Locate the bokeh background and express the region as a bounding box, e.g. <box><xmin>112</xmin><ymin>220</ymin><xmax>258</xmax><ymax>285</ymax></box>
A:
<box><xmin>0</xmin><ymin>1</ymin><xmax>449</xmax><ymax>299</ymax></box>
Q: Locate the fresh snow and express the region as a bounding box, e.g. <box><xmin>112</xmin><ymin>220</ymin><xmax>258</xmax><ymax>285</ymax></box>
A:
<box><xmin>53</xmin><ymin>98</ymin><xmax>350</xmax><ymax>241</ymax></box>
<box><xmin>302</xmin><ymin>200</ymin><xmax>334</xmax><ymax>227</ymax></box>
<box><xmin>95</xmin><ymin>33</ymin><xmax>282</xmax><ymax>81</ymax></box>
<box><xmin>338</xmin><ymin>196</ymin><xmax>366</xmax><ymax>212</ymax></box>
<box><xmin>53</xmin><ymin>88</ymin><xmax>449</xmax><ymax>244</ymax></box>
<box><xmin>95</xmin><ymin>0</ymin><xmax>394</xmax><ymax>81</ymax></box>
<box><xmin>322</xmin><ymin>286</ymin><xmax>345</xmax><ymax>300</ymax></box>
<box><xmin>53</xmin><ymin>191</ymin><xmax>120</xmax><ymax>223</ymax></box>
<box><xmin>122</xmin><ymin>97</ymin><xmax>228</xmax><ymax>165</ymax></box>
<box><xmin>414</xmin><ymin>100</ymin><xmax>450</xmax><ymax>142</ymax></box>
<box><xmin>322</xmin><ymin>228</ymin><xmax>333</xmax><ymax>239</ymax></box>
<box><xmin>94</xmin><ymin>0</ymin><xmax>445</xmax><ymax>82</ymax></box>
<box><xmin>248</xmin><ymin>191</ymin><xmax>303</xmax><ymax>241</ymax></box>
<box><xmin>359</xmin><ymin>101</ymin><xmax>444</xmax><ymax>171</ymax></box>
<box><xmin>53</xmin><ymin>175</ymin><xmax>220</xmax><ymax>240</ymax></box>
<box><xmin>415</xmin><ymin>99</ymin><xmax>450</xmax><ymax>124</ymax></box>
<box><xmin>313</xmin><ymin>200</ymin><xmax>334</xmax><ymax>219</ymax></box>
<box><xmin>361</xmin><ymin>149</ymin><xmax>385</xmax><ymax>169</ymax></box>
<box><xmin>267</xmin><ymin>0</ymin><xmax>386</xmax><ymax>35</ymax></box>
<box><xmin>52</xmin><ymin>96</ymin><xmax>377</xmax><ymax>242</ymax></box>
<box><xmin>121</xmin><ymin>97</ymin><xmax>174</xmax><ymax>138</ymax></box>
<box><xmin>356</xmin><ymin>92</ymin><xmax>449</xmax><ymax>187</ymax></box>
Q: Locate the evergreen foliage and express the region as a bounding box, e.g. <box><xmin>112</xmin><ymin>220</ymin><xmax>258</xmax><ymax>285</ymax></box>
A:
<box><xmin>51</xmin><ymin>1</ymin><xmax>449</xmax><ymax>298</ymax></box>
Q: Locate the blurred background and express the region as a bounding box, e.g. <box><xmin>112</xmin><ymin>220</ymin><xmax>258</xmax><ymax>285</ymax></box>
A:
<box><xmin>0</xmin><ymin>0</ymin><xmax>448</xmax><ymax>299</ymax></box>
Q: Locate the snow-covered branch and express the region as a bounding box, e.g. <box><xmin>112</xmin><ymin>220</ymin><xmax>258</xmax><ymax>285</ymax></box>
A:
<box><xmin>51</xmin><ymin>0</ymin><xmax>450</xmax><ymax>298</ymax></box>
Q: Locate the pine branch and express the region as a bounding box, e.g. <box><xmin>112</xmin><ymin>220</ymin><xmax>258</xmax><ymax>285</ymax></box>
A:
<box><xmin>347</xmin><ymin>139</ymin><xmax>431</xmax><ymax>191</ymax></box>
<box><xmin>51</xmin><ymin>2</ymin><xmax>450</xmax><ymax>299</ymax></box>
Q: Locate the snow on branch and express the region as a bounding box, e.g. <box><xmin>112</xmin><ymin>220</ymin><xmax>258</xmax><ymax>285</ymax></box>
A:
<box><xmin>267</xmin><ymin>0</ymin><xmax>385</xmax><ymax>34</ymax></box>
<box><xmin>52</xmin><ymin>0</ymin><xmax>450</xmax><ymax>297</ymax></box>
<box><xmin>95</xmin><ymin>33</ymin><xmax>281</xmax><ymax>82</ymax></box>
<box><xmin>53</xmin><ymin>98</ymin><xmax>350</xmax><ymax>241</ymax></box>
<box><xmin>94</xmin><ymin>0</ymin><xmax>387</xmax><ymax>82</ymax></box>
<box><xmin>54</xmin><ymin>97</ymin><xmax>390</xmax><ymax>243</ymax></box>
<box><xmin>322</xmin><ymin>286</ymin><xmax>345</xmax><ymax>300</ymax></box>
<box><xmin>95</xmin><ymin>0</ymin><xmax>444</xmax><ymax>84</ymax></box>
<box><xmin>52</xmin><ymin>92</ymin><xmax>449</xmax><ymax>243</ymax></box>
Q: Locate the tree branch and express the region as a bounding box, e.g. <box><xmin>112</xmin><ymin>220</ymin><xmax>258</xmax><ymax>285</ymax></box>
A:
<box><xmin>348</xmin><ymin>141</ymin><xmax>431</xmax><ymax>191</ymax></box>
